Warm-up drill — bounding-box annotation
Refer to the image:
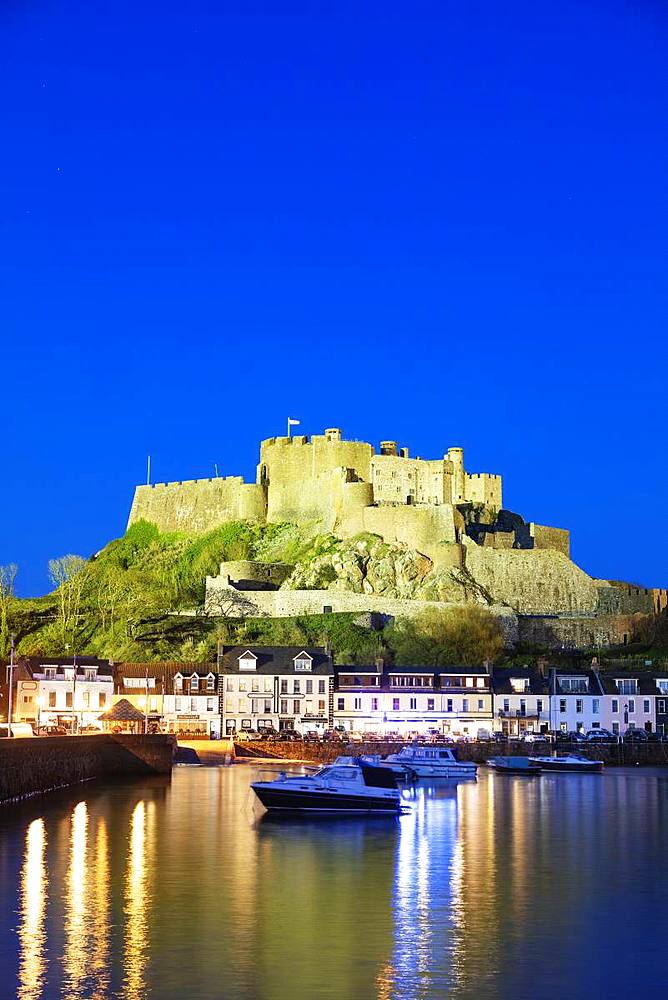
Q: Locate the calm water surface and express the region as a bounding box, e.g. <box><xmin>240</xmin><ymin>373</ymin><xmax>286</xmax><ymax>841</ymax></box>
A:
<box><xmin>0</xmin><ymin>764</ymin><xmax>667</xmax><ymax>999</ymax></box>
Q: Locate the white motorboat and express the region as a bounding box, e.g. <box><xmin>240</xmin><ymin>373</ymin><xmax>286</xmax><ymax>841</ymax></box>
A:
<box><xmin>251</xmin><ymin>761</ymin><xmax>403</xmax><ymax>813</ymax></box>
<box><xmin>530</xmin><ymin>753</ymin><xmax>604</xmax><ymax>773</ymax></box>
<box><xmin>383</xmin><ymin>745</ymin><xmax>477</xmax><ymax>779</ymax></box>
<box><xmin>334</xmin><ymin>754</ymin><xmax>411</xmax><ymax>778</ymax></box>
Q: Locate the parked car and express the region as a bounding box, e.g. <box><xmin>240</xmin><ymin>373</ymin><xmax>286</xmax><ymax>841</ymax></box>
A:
<box><xmin>303</xmin><ymin>731</ymin><xmax>320</xmax><ymax>743</ymax></box>
<box><xmin>276</xmin><ymin>730</ymin><xmax>301</xmax><ymax>741</ymax></box>
<box><xmin>322</xmin><ymin>730</ymin><xmax>344</xmax><ymax>742</ymax></box>
<box><xmin>40</xmin><ymin>724</ymin><xmax>68</xmax><ymax>736</ymax></box>
<box><xmin>347</xmin><ymin>731</ymin><xmax>364</xmax><ymax>743</ymax></box>
<box><xmin>556</xmin><ymin>730</ymin><xmax>587</xmax><ymax>743</ymax></box>
<box><xmin>476</xmin><ymin>729</ymin><xmax>494</xmax><ymax>743</ymax></box>
<box><xmin>79</xmin><ymin>724</ymin><xmax>103</xmax><ymax>734</ymax></box>
<box><xmin>519</xmin><ymin>731</ymin><xmax>546</xmax><ymax>744</ymax></box>
<box><xmin>258</xmin><ymin>727</ymin><xmax>280</xmax><ymax>739</ymax></box>
<box><xmin>236</xmin><ymin>730</ymin><xmax>263</xmax><ymax>742</ymax></box>
<box><xmin>623</xmin><ymin>728</ymin><xmax>649</xmax><ymax>742</ymax></box>
<box><xmin>0</xmin><ymin>723</ymin><xmax>35</xmax><ymax>738</ymax></box>
<box><xmin>585</xmin><ymin>729</ymin><xmax>616</xmax><ymax>742</ymax></box>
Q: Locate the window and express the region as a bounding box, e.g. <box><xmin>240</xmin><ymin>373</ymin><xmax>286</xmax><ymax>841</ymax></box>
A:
<box><xmin>64</xmin><ymin>668</ymin><xmax>74</xmax><ymax>681</ymax></box>
<box><xmin>478</xmin><ymin>699</ymin><xmax>484</xmax><ymax>711</ymax></box>
<box><xmin>306</xmin><ymin>680</ymin><xmax>313</xmax><ymax>694</ymax></box>
<box><xmin>264</xmin><ymin>700</ymin><xmax>272</xmax><ymax>713</ymax></box>
<box><xmin>337</xmin><ymin>698</ymin><xmax>345</xmax><ymax>711</ymax></box>
<box><xmin>447</xmin><ymin>699</ymin><xmax>453</xmax><ymax>713</ymax></box>
<box><xmin>393</xmin><ymin>698</ymin><xmax>400</xmax><ymax>711</ymax></box>
<box><xmin>207</xmin><ymin>675</ymin><xmax>215</xmax><ymax>691</ymax></box>
<box><xmin>617</xmin><ymin>679</ymin><xmax>638</xmax><ymax>696</ymax></box>
<box><xmin>150</xmin><ymin>697</ymin><xmax>158</xmax><ymax>712</ymax></box>
<box><xmin>559</xmin><ymin>699</ymin><xmax>566</xmax><ymax>713</ymax></box>
<box><xmin>592</xmin><ymin>699</ymin><xmax>599</xmax><ymax>715</ymax></box>
<box><xmin>44</xmin><ymin>668</ymin><xmax>56</xmax><ymax>679</ymax></box>
<box><xmin>281</xmin><ymin>700</ymin><xmax>288</xmax><ymax>714</ymax></box>
<box><xmin>510</xmin><ymin>678</ymin><xmax>529</xmax><ymax>693</ymax></box>
<box><xmin>503</xmin><ymin>698</ymin><xmax>510</xmax><ymax>713</ymax></box>
<box><xmin>175</xmin><ymin>697</ymin><xmax>182</xmax><ymax>710</ymax></box>
<box><xmin>190</xmin><ymin>676</ymin><xmax>199</xmax><ymax>692</ymax></box>
<box><xmin>174</xmin><ymin>676</ymin><xmax>183</xmax><ymax>692</ymax></box>
<box><xmin>612</xmin><ymin>722</ymin><xmax>620</xmax><ymax>734</ymax></box>
<box><xmin>354</xmin><ymin>698</ymin><xmax>362</xmax><ymax>710</ymax></box>
<box><xmin>280</xmin><ymin>680</ymin><xmax>288</xmax><ymax>694</ymax></box>
<box><xmin>476</xmin><ymin>677</ymin><xmax>486</xmax><ymax>688</ymax></box>
<box><xmin>372</xmin><ymin>697</ymin><xmax>379</xmax><ymax>711</ymax></box>
<box><xmin>656</xmin><ymin>680</ymin><xmax>668</xmax><ymax>695</ymax></box>
<box><xmin>85</xmin><ymin>669</ymin><xmax>96</xmax><ymax>681</ymax></box>
<box><xmin>190</xmin><ymin>698</ymin><xmax>197</xmax><ymax>712</ymax></box>
<box><xmin>66</xmin><ymin>692</ymin><xmax>73</xmax><ymax>708</ymax></box>
<box><xmin>238</xmin><ymin>652</ymin><xmax>257</xmax><ymax>671</ymax></box>
<box><xmin>628</xmin><ymin>699</ymin><xmax>635</xmax><ymax>713</ymax></box>
<box><xmin>537</xmin><ymin>699</ymin><xmax>543</xmax><ymax>714</ymax></box>
<box><xmin>575</xmin><ymin>699</ymin><xmax>583</xmax><ymax>714</ymax></box>
<box><xmin>519</xmin><ymin>698</ymin><xmax>526</xmax><ymax>716</ymax></box>
<box><xmin>293</xmin><ymin>700</ymin><xmax>300</xmax><ymax>714</ymax></box>
<box><xmin>318</xmin><ymin>700</ymin><xmax>325</xmax><ymax>713</ymax></box>
<box><xmin>465</xmin><ymin>677</ymin><xmax>473</xmax><ymax>688</ymax></box>
<box><xmin>659</xmin><ymin>699</ymin><xmax>666</xmax><ymax>714</ymax></box>
<box><xmin>318</xmin><ymin>680</ymin><xmax>326</xmax><ymax>694</ymax></box>
<box><xmin>612</xmin><ymin>699</ymin><xmax>619</xmax><ymax>713</ymax></box>
<box><xmin>462</xmin><ymin>699</ymin><xmax>469</xmax><ymax>712</ymax></box>
<box><xmin>49</xmin><ymin>691</ymin><xmax>56</xmax><ymax>708</ymax></box>
<box><xmin>427</xmin><ymin>698</ymin><xmax>435</xmax><ymax>711</ymax></box>
<box><xmin>226</xmin><ymin>678</ymin><xmax>235</xmax><ymax>691</ymax></box>
<box><xmin>293</xmin><ymin>653</ymin><xmax>313</xmax><ymax>672</ymax></box>
<box><xmin>82</xmin><ymin>692</ymin><xmax>90</xmax><ymax>708</ymax></box>
<box><xmin>251</xmin><ymin>679</ymin><xmax>260</xmax><ymax>693</ymax></box>
<box><xmin>559</xmin><ymin>677</ymin><xmax>588</xmax><ymax>694</ymax></box>
<box><xmin>643</xmin><ymin>700</ymin><xmax>650</xmax><ymax>714</ymax></box>
<box><xmin>409</xmin><ymin>698</ymin><xmax>417</xmax><ymax>710</ymax></box>
<box><xmin>207</xmin><ymin>698</ymin><xmax>215</xmax><ymax>712</ymax></box>
<box><xmin>23</xmin><ymin>695</ymin><xmax>33</xmax><ymax>705</ymax></box>
<box><xmin>293</xmin><ymin>680</ymin><xmax>301</xmax><ymax>694</ymax></box>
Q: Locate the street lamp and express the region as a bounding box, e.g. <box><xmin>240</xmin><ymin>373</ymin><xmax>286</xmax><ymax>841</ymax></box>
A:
<box><xmin>36</xmin><ymin>695</ymin><xmax>43</xmax><ymax>735</ymax></box>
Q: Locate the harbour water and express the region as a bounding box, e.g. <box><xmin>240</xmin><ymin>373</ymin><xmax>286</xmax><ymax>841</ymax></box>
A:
<box><xmin>0</xmin><ymin>763</ymin><xmax>667</xmax><ymax>999</ymax></box>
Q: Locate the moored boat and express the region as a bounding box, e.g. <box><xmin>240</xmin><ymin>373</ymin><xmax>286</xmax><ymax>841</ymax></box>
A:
<box><xmin>251</xmin><ymin>761</ymin><xmax>403</xmax><ymax>813</ymax></box>
<box><xmin>531</xmin><ymin>753</ymin><xmax>604</xmax><ymax>773</ymax></box>
<box><xmin>334</xmin><ymin>754</ymin><xmax>410</xmax><ymax>778</ymax></box>
<box><xmin>491</xmin><ymin>755</ymin><xmax>542</xmax><ymax>775</ymax></box>
<box><xmin>383</xmin><ymin>745</ymin><xmax>477</xmax><ymax>779</ymax></box>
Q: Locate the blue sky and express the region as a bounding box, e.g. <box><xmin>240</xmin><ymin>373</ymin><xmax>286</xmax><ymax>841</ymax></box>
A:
<box><xmin>2</xmin><ymin>0</ymin><xmax>667</xmax><ymax>596</ymax></box>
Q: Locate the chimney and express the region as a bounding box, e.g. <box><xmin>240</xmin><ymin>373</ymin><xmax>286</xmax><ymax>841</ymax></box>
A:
<box><xmin>536</xmin><ymin>656</ymin><xmax>549</xmax><ymax>677</ymax></box>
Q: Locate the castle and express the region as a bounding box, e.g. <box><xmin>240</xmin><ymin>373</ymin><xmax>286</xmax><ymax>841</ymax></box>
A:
<box><xmin>128</xmin><ymin>427</ymin><xmax>667</xmax><ymax>646</ymax></box>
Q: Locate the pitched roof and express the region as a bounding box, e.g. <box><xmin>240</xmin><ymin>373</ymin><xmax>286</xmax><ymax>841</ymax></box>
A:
<box><xmin>115</xmin><ymin>662</ymin><xmax>217</xmax><ymax>692</ymax></box>
<box><xmin>219</xmin><ymin>646</ymin><xmax>333</xmax><ymax>675</ymax></box>
<box><xmin>99</xmin><ymin>698</ymin><xmax>146</xmax><ymax>722</ymax></box>
<box><xmin>491</xmin><ymin>667</ymin><xmax>549</xmax><ymax>695</ymax></box>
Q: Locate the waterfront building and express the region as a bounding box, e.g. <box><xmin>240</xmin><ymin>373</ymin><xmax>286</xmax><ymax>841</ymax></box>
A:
<box><xmin>13</xmin><ymin>656</ymin><xmax>114</xmax><ymax>731</ymax></box>
<box><xmin>547</xmin><ymin>668</ymin><xmax>605</xmax><ymax>733</ymax></box>
<box><xmin>217</xmin><ymin>645</ymin><xmax>334</xmax><ymax>734</ymax></box>
<box><xmin>655</xmin><ymin>676</ymin><xmax>668</xmax><ymax>735</ymax></box>
<box><xmin>491</xmin><ymin>667</ymin><xmax>550</xmax><ymax>736</ymax></box>
<box><xmin>598</xmin><ymin>673</ymin><xmax>658</xmax><ymax>734</ymax></box>
<box><xmin>114</xmin><ymin>662</ymin><xmax>221</xmax><ymax>737</ymax></box>
<box><xmin>334</xmin><ymin>662</ymin><xmax>493</xmax><ymax>737</ymax></box>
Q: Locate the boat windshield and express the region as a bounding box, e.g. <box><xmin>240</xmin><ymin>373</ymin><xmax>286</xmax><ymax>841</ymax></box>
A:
<box><xmin>316</xmin><ymin>766</ymin><xmax>358</xmax><ymax>782</ymax></box>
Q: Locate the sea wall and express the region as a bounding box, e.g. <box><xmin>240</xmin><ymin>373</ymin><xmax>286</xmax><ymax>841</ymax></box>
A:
<box><xmin>0</xmin><ymin>735</ymin><xmax>174</xmax><ymax>805</ymax></box>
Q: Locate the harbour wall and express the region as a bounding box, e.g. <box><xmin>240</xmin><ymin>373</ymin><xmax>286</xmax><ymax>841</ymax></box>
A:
<box><xmin>0</xmin><ymin>735</ymin><xmax>174</xmax><ymax>805</ymax></box>
<box><xmin>233</xmin><ymin>739</ymin><xmax>668</xmax><ymax>767</ymax></box>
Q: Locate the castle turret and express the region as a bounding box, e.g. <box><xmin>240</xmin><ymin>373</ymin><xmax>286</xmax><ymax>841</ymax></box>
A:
<box><xmin>447</xmin><ymin>447</ymin><xmax>465</xmax><ymax>503</ymax></box>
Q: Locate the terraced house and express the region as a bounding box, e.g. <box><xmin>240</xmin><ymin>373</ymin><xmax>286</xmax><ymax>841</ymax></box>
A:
<box><xmin>217</xmin><ymin>645</ymin><xmax>334</xmax><ymax>735</ymax></box>
<box><xmin>334</xmin><ymin>662</ymin><xmax>493</xmax><ymax>737</ymax></box>
<box><xmin>491</xmin><ymin>667</ymin><xmax>550</xmax><ymax>736</ymax></box>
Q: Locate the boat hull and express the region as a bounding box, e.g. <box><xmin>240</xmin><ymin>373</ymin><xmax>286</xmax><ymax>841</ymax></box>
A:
<box><xmin>252</xmin><ymin>784</ymin><xmax>401</xmax><ymax>813</ymax></box>
<box><xmin>533</xmin><ymin>759</ymin><xmax>603</xmax><ymax>773</ymax></box>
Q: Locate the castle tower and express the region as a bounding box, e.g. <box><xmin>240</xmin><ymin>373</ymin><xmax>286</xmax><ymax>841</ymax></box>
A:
<box><xmin>447</xmin><ymin>447</ymin><xmax>465</xmax><ymax>503</ymax></box>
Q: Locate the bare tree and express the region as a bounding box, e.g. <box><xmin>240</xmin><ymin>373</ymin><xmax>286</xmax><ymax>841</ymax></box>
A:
<box><xmin>204</xmin><ymin>587</ymin><xmax>260</xmax><ymax>620</ymax></box>
<box><xmin>0</xmin><ymin>564</ymin><xmax>18</xmax><ymax>659</ymax></box>
<box><xmin>48</xmin><ymin>555</ymin><xmax>89</xmax><ymax>651</ymax></box>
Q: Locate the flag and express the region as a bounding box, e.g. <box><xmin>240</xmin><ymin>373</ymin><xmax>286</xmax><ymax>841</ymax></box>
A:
<box><xmin>287</xmin><ymin>418</ymin><xmax>300</xmax><ymax>427</ymax></box>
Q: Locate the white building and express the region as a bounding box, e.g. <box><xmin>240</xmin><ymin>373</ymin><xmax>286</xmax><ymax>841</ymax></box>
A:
<box><xmin>14</xmin><ymin>657</ymin><xmax>114</xmax><ymax>731</ymax></box>
<box><xmin>334</xmin><ymin>663</ymin><xmax>493</xmax><ymax>737</ymax></box>
<box><xmin>491</xmin><ymin>667</ymin><xmax>550</xmax><ymax>735</ymax></box>
<box><xmin>217</xmin><ymin>645</ymin><xmax>334</xmax><ymax>734</ymax></box>
<box><xmin>548</xmin><ymin>668</ymin><xmax>605</xmax><ymax>734</ymax></box>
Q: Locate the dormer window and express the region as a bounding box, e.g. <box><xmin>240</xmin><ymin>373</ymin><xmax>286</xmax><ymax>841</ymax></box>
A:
<box><xmin>510</xmin><ymin>678</ymin><xmax>529</xmax><ymax>693</ymax></box>
<box><xmin>617</xmin><ymin>678</ymin><xmax>638</xmax><ymax>696</ymax></box>
<box><xmin>239</xmin><ymin>651</ymin><xmax>258</xmax><ymax>671</ymax></box>
<box><xmin>84</xmin><ymin>668</ymin><xmax>97</xmax><ymax>681</ymax></box>
<box><xmin>174</xmin><ymin>674</ymin><xmax>183</xmax><ymax>692</ymax></box>
<box><xmin>206</xmin><ymin>674</ymin><xmax>215</xmax><ymax>691</ymax></box>
<box><xmin>44</xmin><ymin>668</ymin><xmax>57</xmax><ymax>680</ymax></box>
<box><xmin>190</xmin><ymin>675</ymin><xmax>199</xmax><ymax>692</ymax></box>
<box><xmin>63</xmin><ymin>668</ymin><xmax>74</xmax><ymax>681</ymax></box>
<box><xmin>293</xmin><ymin>651</ymin><xmax>313</xmax><ymax>672</ymax></box>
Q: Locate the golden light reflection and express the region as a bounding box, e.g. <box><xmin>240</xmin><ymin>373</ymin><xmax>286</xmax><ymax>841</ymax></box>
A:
<box><xmin>89</xmin><ymin>820</ymin><xmax>110</xmax><ymax>1000</ymax></box>
<box><xmin>122</xmin><ymin>801</ymin><xmax>148</xmax><ymax>1000</ymax></box>
<box><xmin>63</xmin><ymin>801</ymin><xmax>88</xmax><ymax>999</ymax></box>
<box><xmin>17</xmin><ymin>818</ymin><xmax>47</xmax><ymax>1000</ymax></box>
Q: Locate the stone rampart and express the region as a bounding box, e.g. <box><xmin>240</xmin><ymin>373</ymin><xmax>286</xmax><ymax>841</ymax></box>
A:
<box><xmin>529</xmin><ymin>523</ymin><xmax>571</xmax><ymax>557</ymax></box>
<box><xmin>0</xmin><ymin>735</ymin><xmax>174</xmax><ymax>805</ymax></box>
<box><xmin>362</xmin><ymin>505</ymin><xmax>460</xmax><ymax>564</ymax></box>
<box><xmin>128</xmin><ymin>478</ymin><xmax>266</xmax><ymax>533</ymax></box>
<box><xmin>518</xmin><ymin>612</ymin><xmax>641</xmax><ymax>648</ymax></box>
<box><xmin>215</xmin><ymin>560</ymin><xmax>293</xmax><ymax>586</ymax></box>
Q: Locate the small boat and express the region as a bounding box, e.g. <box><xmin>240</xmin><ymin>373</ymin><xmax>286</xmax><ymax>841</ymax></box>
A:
<box><xmin>251</xmin><ymin>761</ymin><xmax>403</xmax><ymax>813</ymax></box>
<box><xmin>531</xmin><ymin>753</ymin><xmax>604</xmax><ymax>773</ymax></box>
<box><xmin>491</xmin><ymin>756</ymin><xmax>542</xmax><ymax>775</ymax></box>
<box><xmin>383</xmin><ymin>745</ymin><xmax>477</xmax><ymax>779</ymax></box>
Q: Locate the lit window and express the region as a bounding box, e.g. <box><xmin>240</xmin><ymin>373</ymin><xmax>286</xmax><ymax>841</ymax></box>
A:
<box><xmin>293</xmin><ymin>652</ymin><xmax>313</xmax><ymax>672</ymax></box>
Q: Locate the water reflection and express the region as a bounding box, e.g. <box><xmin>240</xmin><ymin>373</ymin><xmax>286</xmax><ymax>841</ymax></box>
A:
<box><xmin>62</xmin><ymin>802</ymin><xmax>88</xmax><ymax>999</ymax></box>
<box><xmin>17</xmin><ymin>818</ymin><xmax>47</xmax><ymax>1000</ymax></box>
<box><xmin>122</xmin><ymin>801</ymin><xmax>149</xmax><ymax>1000</ymax></box>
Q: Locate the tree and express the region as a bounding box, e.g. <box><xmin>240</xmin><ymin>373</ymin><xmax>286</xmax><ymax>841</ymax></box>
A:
<box><xmin>0</xmin><ymin>563</ymin><xmax>17</xmax><ymax>659</ymax></box>
<box><xmin>48</xmin><ymin>555</ymin><xmax>89</xmax><ymax>651</ymax></box>
<box><xmin>203</xmin><ymin>587</ymin><xmax>261</xmax><ymax>620</ymax></box>
<box><xmin>389</xmin><ymin>605</ymin><xmax>504</xmax><ymax>666</ymax></box>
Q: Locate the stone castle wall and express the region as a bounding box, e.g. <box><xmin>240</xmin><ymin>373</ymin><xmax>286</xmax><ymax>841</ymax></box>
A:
<box><xmin>529</xmin><ymin>523</ymin><xmax>570</xmax><ymax>557</ymax></box>
<box><xmin>129</xmin><ymin>478</ymin><xmax>265</xmax><ymax>533</ymax></box>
